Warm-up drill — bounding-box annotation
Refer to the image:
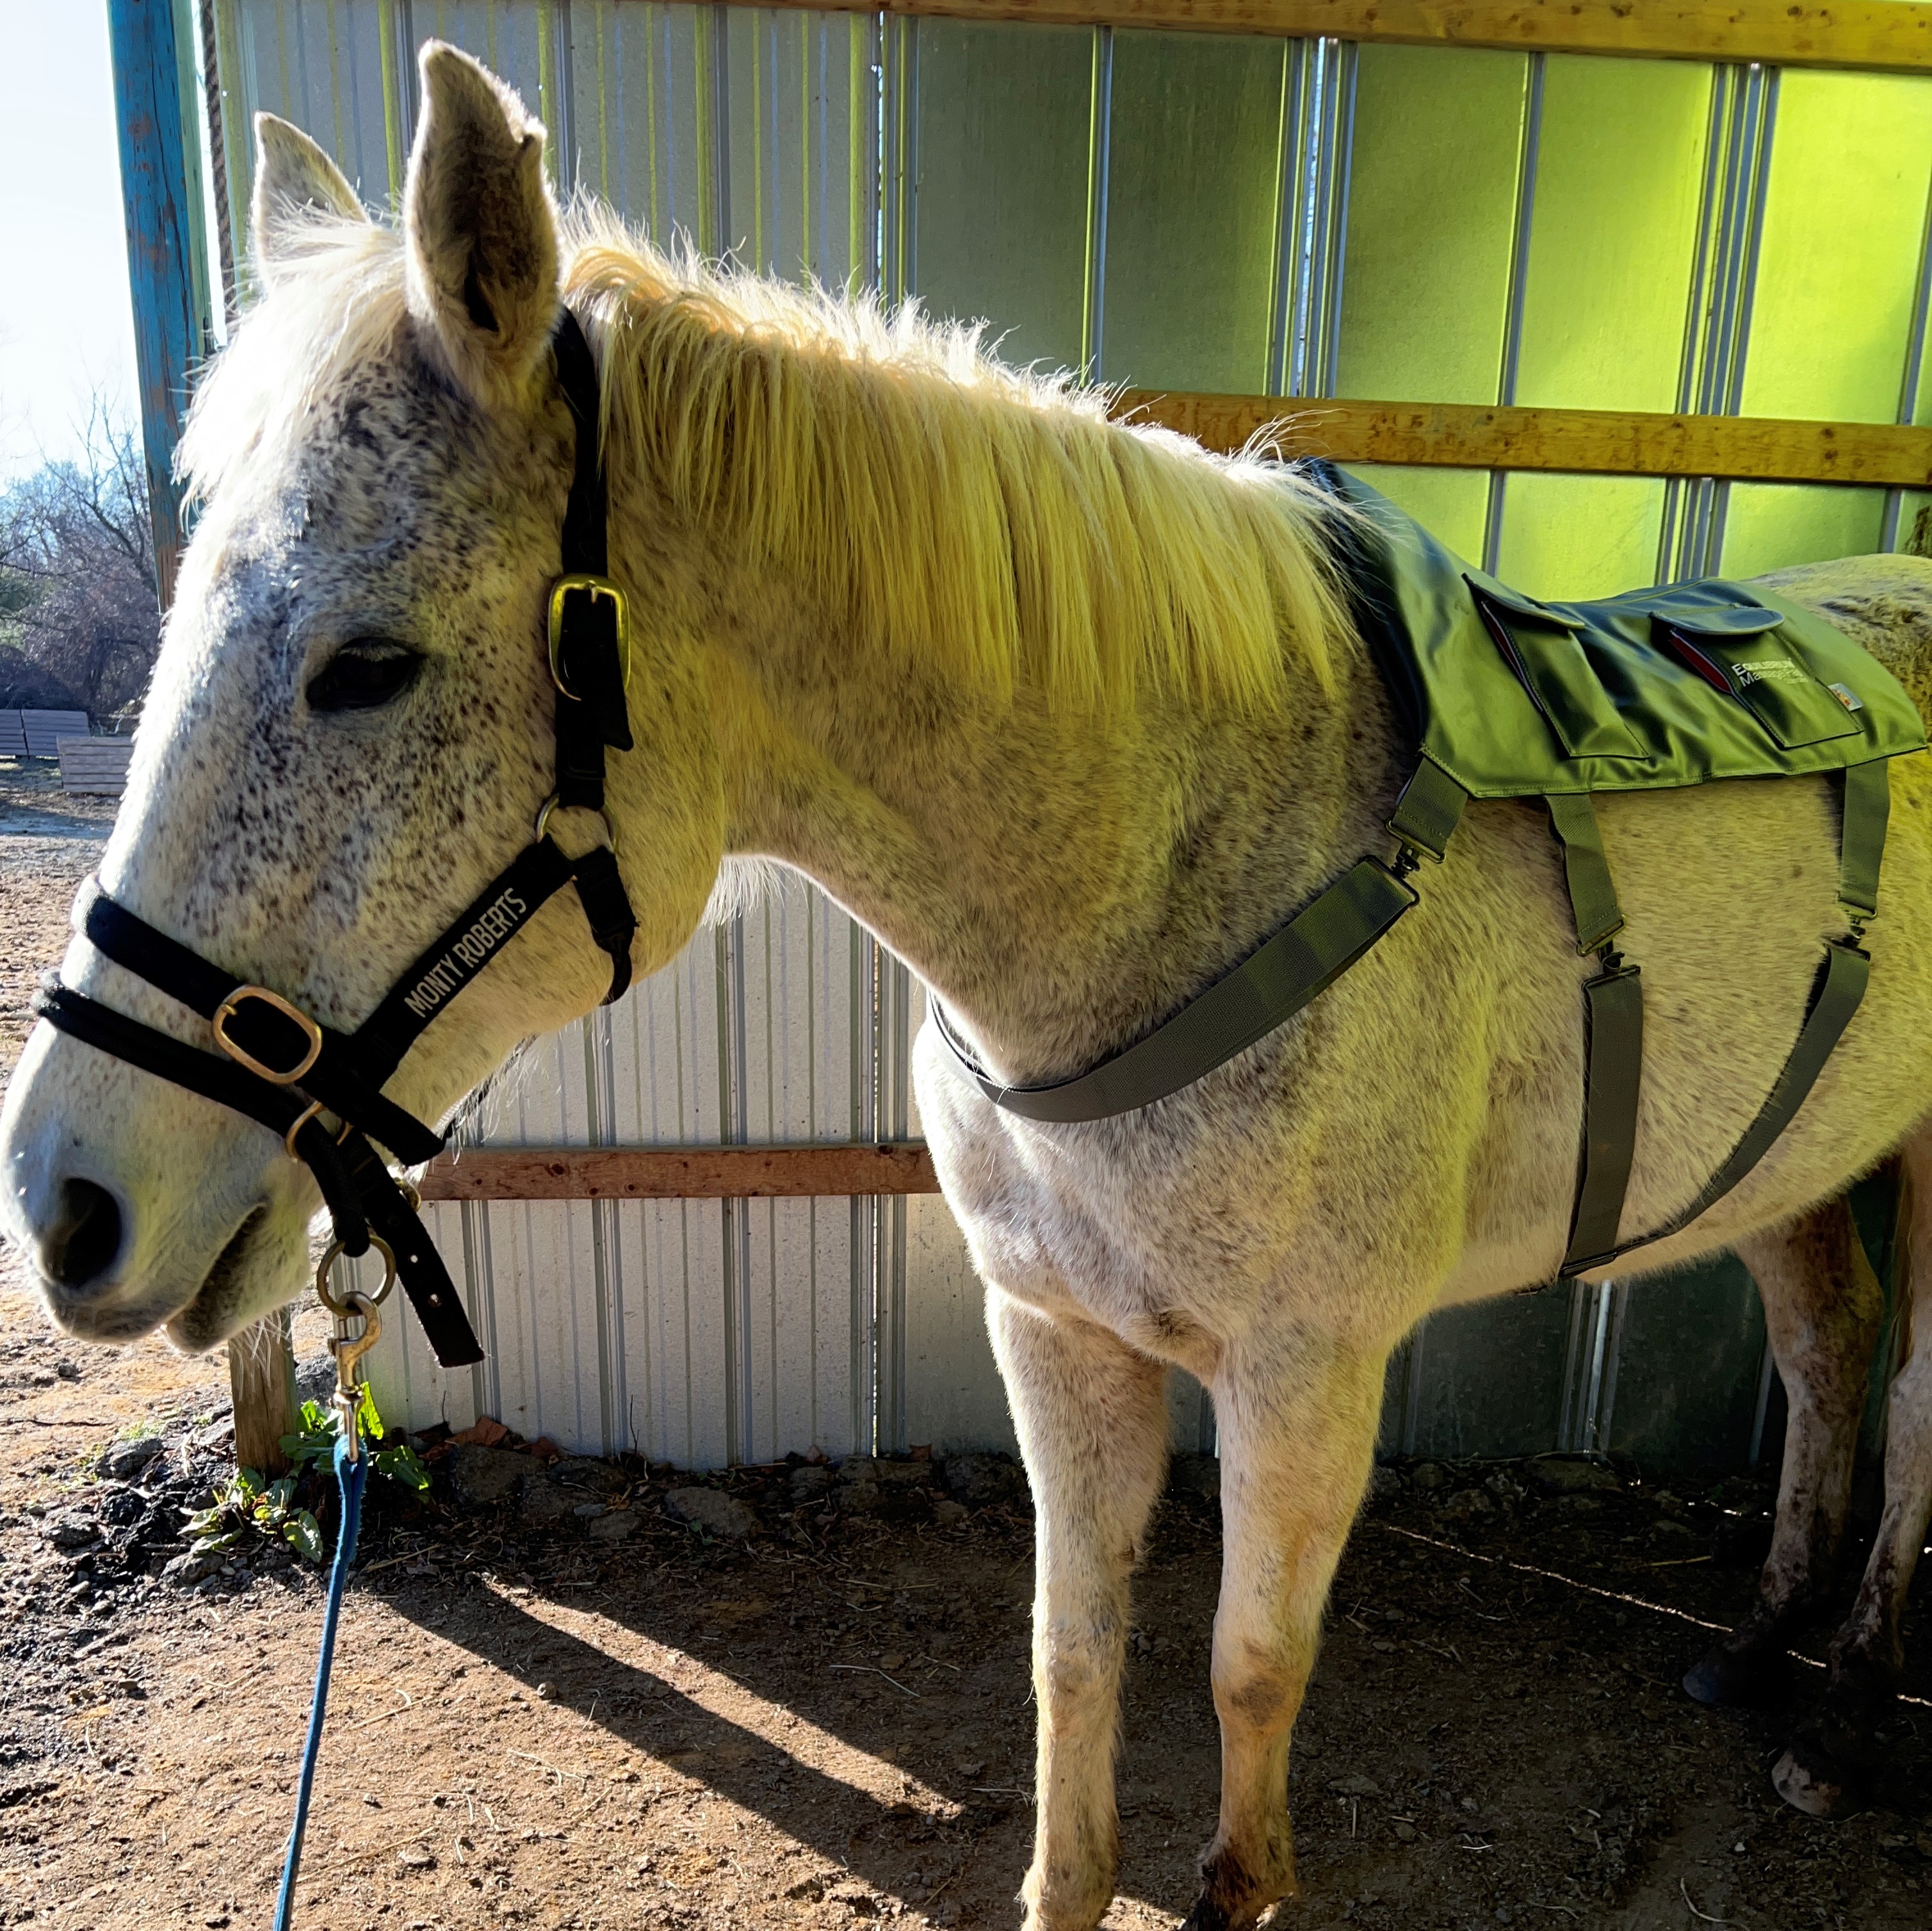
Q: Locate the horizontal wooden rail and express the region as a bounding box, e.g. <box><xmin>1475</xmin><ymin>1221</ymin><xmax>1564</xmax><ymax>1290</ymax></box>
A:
<box><xmin>761</xmin><ymin>0</ymin><xmax>1932</xmax><ymax>75</ymax></box>
<box><xmin>1117</xmin><ymin>392</ymin><xmax>1932</xmax><ymax>487</ymax></box>
<box><xmin>418</xmin><ymin>1143</ymin><xmax>942</xmax><ymax>1201</ymax></box>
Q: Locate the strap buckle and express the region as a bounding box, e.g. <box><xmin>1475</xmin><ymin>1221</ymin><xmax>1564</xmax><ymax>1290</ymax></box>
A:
<box><xmin>211</xmin><ymin>985</ymin><xmax>324</xmax><ymax>1085</ymax></box>
<box><xmin>547</xmin><ymin>573</ymin><xmax>631</xmax><ymax>700</ymax></box>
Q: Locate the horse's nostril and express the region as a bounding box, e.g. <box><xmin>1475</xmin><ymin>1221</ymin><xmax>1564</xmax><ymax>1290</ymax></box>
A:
<box><xmin>44</xmin><ymin>1179</ymin><xmax>125</xmax><ymax>1293</ymax></box>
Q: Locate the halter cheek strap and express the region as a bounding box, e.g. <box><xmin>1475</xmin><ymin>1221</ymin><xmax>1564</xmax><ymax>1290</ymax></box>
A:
<box><xmin>29</xmin><ymin>308</ymin><xmax>638</xmax><ymax>1371</ymax></box>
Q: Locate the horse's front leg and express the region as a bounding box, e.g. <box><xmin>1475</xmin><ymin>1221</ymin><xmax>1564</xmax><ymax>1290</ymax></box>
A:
<box><xmin>990</xmin><ymin>1288</ymin><xmax>1171</xmax><ymax>1931</ymax></box>
<box><xmin>1184</xmin><ymin>1334</ymin><xmax>1388</xmax><ymax>1931</ymax></box>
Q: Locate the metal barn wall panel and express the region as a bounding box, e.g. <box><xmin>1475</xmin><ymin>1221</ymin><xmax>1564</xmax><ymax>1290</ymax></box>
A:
<box><xmin>1380</xmin><ymin>1289</ymin><xmax>1572</xmax><ymax>1462</ymax></box>
<box><xmin>722</xmin><ymin>875</ymin><xmax>870</xmax><ymax>1466</ymax></box>
<box><xmin>1335</xmin><ymin>43</ymin><xmax>1531</xmax><ymax>559</ymax></box>
<box><xmin>1098</xmin><ymin>31</ymin><xmax>1286</xmax><ymax>394</ymax></box>
<box><xmin>1606</xmin><ymin>1263</ymin><xmax>1770</xmax><ymax>1477</ymax></box>
<box><xmin>1493</xmin><ymin>53</ymin><xmax>1712</xmax><ymax>601</ymax></box>
<box><xmin>720</xmin><ymin>7</ymin><xmax>874</xmax><ymax>285</ymax></box>
<box><xmin>900</xmin><ymin>20</ymin><xmax>1095</xmax><ymax>366</ymax></box>
<box><xmin>226</xmin><ymin>0</ymin><xmax>407</xmax><ymax>209</ymax></box>
<box><xmin>1722</xmin><ymin>69</ymin><xmax>1932</xmax><ymax>576</ymax></box>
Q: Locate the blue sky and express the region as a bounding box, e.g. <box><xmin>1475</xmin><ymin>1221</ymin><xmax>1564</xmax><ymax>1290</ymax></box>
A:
<box><xmin>1</xmin><ymin>4</ymin><xmax>142</xmax><ymax>480</ymax></box>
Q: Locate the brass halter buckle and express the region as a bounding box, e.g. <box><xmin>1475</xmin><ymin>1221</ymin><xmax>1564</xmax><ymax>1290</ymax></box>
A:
<box><xmin>546</xmin><ymin>573</ymin><xmax>631</xmax><ymax>700</ymax></box>
<box><xmin>211</xmin><ymin>985</ymin><xmax>324</xmax><ymax>1084</ymax></box>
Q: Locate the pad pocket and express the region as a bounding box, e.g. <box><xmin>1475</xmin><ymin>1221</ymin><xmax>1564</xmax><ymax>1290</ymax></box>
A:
<box><xmin>1654</xmin><ymin>608</ymin><xmax>1861</xmax><ymax>749</ymax></box>
<box><xmin>1472</xmin><ymin>583</ymin><xmax>1644</xmax><ymax>761</ymax></box>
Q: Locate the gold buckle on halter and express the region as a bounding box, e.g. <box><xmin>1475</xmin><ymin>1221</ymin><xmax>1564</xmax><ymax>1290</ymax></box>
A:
<box><xmin>547</xmin><ymin>574</ymin><xmax>631</xmax><ymax>700</ymax></box>
<box><xmin>211</xmin><ymin>985</ymin><xmax>323</xmax><ymax>1085</ymax></box>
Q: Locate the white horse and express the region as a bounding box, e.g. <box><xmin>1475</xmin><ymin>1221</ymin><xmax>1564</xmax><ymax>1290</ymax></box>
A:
<box><xmin>3</xmin><ymin>44</ymin><xmax>1929</xmax><ymax>1930</ymax></box>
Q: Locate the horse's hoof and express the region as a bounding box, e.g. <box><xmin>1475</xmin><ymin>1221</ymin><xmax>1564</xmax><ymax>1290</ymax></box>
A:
<box><xmin>1684</xmin><ymin>1642</ymin><xmax>1790</xmax><ymax>1708</ymax></box>
<box><xmin>1772</xmin><ymin>1736</ymin><xmax>1863</xmax><ymax>1818</ymax></box>
<box><xmin>1178</xmin><ymin>1901</ymin><xmax>1234</xmax><ymax>1931</ymax></box>
<box><xmin>1178</xmin><ymin>1875</ymin><xmax>1297</xmax><ymax>1930</ymax></box>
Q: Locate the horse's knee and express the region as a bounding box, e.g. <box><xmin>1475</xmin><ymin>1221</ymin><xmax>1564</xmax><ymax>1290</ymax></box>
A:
<box><xmin>1035</xmin><ymin>1615</ymin><xmax>1123</xmax><ymax>1715</ymax></box>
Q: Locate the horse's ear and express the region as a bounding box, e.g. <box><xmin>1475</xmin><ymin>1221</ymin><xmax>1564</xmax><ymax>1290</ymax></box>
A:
<box><xmin>250</xmin><ymin>115</ymin><xmax>368</xmax><ymax>284</ymax></box>
<box><xmin>403</xmin><ymin>42</ymin><xmax>560</xmax><ymax>409</ymax></box>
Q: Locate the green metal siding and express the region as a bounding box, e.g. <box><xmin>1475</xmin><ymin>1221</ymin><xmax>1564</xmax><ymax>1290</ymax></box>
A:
<box><xmin>1100</xmin><ymin>31</ymin><xmax>1286</xmax><ymax>393</ymax></box>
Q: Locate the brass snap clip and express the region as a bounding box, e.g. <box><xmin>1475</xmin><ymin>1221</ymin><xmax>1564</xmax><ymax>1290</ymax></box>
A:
<box><xmin>315</xmin><ymin>1234</ymin><xmax>398</xmax><ymax>1462</ymax></box>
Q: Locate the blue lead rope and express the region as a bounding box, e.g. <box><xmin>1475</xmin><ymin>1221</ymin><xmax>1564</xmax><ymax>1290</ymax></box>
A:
<box><xmin>273</xmin><ymin>1432</ymin><xmax>369</xmax><ymax>1930</ymax></box>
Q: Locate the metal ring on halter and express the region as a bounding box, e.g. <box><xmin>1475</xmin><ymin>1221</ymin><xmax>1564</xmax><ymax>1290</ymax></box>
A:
<box><xmin>534</xmin><ymin>793</ymin><xmax>619</xmax><ymax>855</ymax></box>
<box><xmin>284</xmin><ymin>1099</ymin><xmax>325</xmax><ymax>1161</ymax></box>
<box><xmin>314</xmin><ymin>1231</ymin><xmax>398</xmax><ymax>1316</ymax></box>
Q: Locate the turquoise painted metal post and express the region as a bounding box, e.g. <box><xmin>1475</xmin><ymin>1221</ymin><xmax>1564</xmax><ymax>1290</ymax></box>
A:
<box><xmin>106</xmin><ymin>0</ymin><xmax>206</xmax><ymax>611</ymax></box>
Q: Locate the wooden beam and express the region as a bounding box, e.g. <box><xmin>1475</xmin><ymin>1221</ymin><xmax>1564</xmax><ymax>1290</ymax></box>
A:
<box><xmin>760</xmin><ymin>0</ymin><xmax>1932</xmax><ymax>75</ymax></box>
<box><xmin>418</xmin><ymin>1144</ymin><xmax>943</xmax><ymax>1202</ymax></box>
<box><xmin>1116</xmin><ymin>392</ymin><xmax>1932</xmax><ymax>488</ymax></box>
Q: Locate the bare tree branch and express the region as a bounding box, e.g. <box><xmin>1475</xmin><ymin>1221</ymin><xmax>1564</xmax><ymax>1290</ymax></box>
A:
<box><xmin>0</xmin><ymin>401</ymin><xmax>161</xmax><ymax>716</ymax></box>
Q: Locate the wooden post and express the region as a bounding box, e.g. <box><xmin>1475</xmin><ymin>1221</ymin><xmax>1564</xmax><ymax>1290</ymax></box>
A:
<box><xmin>105</xmin><ymin>0</ymin><xmax>211</xmax><ymax>610</ymax></box>
<box><xmin>228</xmin><ymin>1308</ymin><xmax>297</xmax><ymax>1476</ymax></box>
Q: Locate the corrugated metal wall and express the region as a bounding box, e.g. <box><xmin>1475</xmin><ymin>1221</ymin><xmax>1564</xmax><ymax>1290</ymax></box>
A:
<box><xmin>204</xmin><ymin>2</ymin><xmax>1927</xmax><ymax>1472</ymax></box>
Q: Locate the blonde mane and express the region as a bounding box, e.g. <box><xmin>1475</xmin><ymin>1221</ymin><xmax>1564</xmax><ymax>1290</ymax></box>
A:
<box><xmin>183</xmin><ymin>202</ymin><xmax>1355</xmax><ymax>715</ymax></box>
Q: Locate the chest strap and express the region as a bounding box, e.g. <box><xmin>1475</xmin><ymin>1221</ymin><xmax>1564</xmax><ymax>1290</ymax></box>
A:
<box><xmin>932</xmin><ymin>855</ymin><xmax>1423</xmax><ymax>1124</ymax></box>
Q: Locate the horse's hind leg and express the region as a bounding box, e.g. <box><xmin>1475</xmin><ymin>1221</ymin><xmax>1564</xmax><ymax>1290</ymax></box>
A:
<box><xmin>990</xmin><ymin>1289</ymin><xmax>1171</xmax><ymax>1931</ymax></box>
<box><xmin>1774</xmin><ymin>1134</ymin><xmax>1932</xmax><ymax>1816</ymax></box>
<box><xmin>1686</xmin><ymin>1197</ymin><xmax>1881</xmax><ymax>1707</ymax></box>
<box><xmin>1181</xmin><ymin>1336</ymin><xmax>1388</xmax><ymax>1931</ymax></box>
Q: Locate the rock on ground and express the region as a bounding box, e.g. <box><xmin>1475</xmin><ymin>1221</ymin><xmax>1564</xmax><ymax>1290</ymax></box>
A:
<box><xmin>1527</xmin><ymin>1455</ymin><xmax>1625</xmax><ymax>1496</ymax></box>
<box><xmin>446</xmin><ymin>1444</ymin><xmax>534</xmax><ymax>1505</ymax></box>
<box><xmin>663</xmin><ymin>1487</ymin><xmax>759</xmax><ymax>1538</ymax></box>
<box><xmin>99</xmin><ymin>1436</ymin><xmax>164</xmax><ymax>1480</ymax></box>
<box><xmin>939</xmin><ymin>1453</ymin><xmax>1028</xmax><ymax>1509</ymax></box>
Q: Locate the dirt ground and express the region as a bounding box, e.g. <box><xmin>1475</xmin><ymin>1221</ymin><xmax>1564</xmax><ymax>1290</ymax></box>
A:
<box><xmin>2</xmin><ymin>755</ymin><xmax>1930</xmax><ymax>1931</ymax></box>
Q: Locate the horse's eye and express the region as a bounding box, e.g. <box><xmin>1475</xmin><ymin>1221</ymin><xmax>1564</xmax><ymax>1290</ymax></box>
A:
<box><xmin>306</xmin><ymin>640</ymin><xmax>424</xmax><ymax>713</ymax></box>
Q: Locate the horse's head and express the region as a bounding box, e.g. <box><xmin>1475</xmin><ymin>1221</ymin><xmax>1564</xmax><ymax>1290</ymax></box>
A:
<box><xmin>0</xmin><ymin>45</ymin><xmax>723</xmax><ymax>1350</ymax></box>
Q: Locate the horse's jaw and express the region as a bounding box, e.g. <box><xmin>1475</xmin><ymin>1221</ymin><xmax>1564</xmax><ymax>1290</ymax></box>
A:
<box><xmin>0</xmin><ymin>1021</ymin><xmax>317</xmax><ymax>1354</ymax></box>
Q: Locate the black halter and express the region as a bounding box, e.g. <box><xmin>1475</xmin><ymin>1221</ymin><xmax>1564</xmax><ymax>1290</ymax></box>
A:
<box><xmin>32</xmin><ymin>310</ymin><xmax>638</xmax><ymax>1369</ymax></box>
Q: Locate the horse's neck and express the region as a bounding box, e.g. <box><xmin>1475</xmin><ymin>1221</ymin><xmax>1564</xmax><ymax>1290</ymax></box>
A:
<box><xmin>704</xmin><ymin>604</ymin><xmax>1397</xmax><ymax>1087</ymax></box>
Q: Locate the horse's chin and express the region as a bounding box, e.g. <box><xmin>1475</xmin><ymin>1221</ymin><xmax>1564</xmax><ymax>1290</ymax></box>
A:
<box><xmin>34</xmin><ymin>1205</ymin><xmax>298</xmax><ymax>1355</ymax></box>
<box><xmin>161</xmin><ymin>1208</ymin><xmax>279</xmax><ymax>1352</ymax></box>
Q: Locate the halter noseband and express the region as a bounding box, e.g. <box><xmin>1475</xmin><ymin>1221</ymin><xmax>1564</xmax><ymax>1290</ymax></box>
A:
<box><xmin>31</xmin><ymin>310</ymin><xmax>638</xmax><ymax>1369</ymax></box>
